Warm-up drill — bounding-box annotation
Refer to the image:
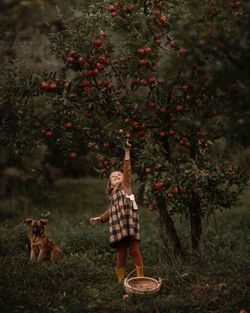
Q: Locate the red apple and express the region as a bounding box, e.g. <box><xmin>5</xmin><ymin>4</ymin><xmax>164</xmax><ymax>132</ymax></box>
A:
<box><xmin>138</xmin><ymin>130</ymin><xmax>146</xmax><ymax>137</ymax></box>
<box><xmin>81</xmin><ymin>79</ymin><xmax>91</xmax><ymax>87</ymax></box>
<box><xmin>168</xmin><ymin>129</ymin><xmax>176</xmax><ymax>136</ymax></box>
<box><xmin>83</xmin><ymin>70</ymin><xmax>92</xmax><ymax>77</ymax></box>
<box><xmin>64</xmin><ymin>122</ymin><xmax>72</xmax><ymax>129</ymax></box>
<box><xmin>157</xmin><ymin>77</ymin><xmax>165</xmax><ymax>84</ymax></box>
<box><xmin>179</xmin><ymin>47</ymin><xmax>187</xmax><ymax>56</ymax></box>
<box><xmin>113</xmin><ymin>2</ymin><xmax>120</xmax><ymax>8</ymax></box>
<box><xmin>83</xmin><ymin>86</ymin><xmax>91</xmax><ymax>93</ymax></box>
<box><xmin>49</xmin><ymin>82</ymin><xmax>57</xmax><ymax>91</ymax></box>
<box><xmin>154</xmin><ymin>38</ymin><xmax>161</xmax><ymax>45</ymax></box>
<box><xmin>152</xmin><ymin>9</ymin><xmax>161</xmax><ymax>15</ymax></box>
<box><xmin>92</xmin><ymin>68</ymin><xmax>99</xmax><ymax>76</ymax></box>
<box><xmin>198</xmin><ymin>39</ymin><xmax>206</xmax><ymax>46</ymax></box>
<box><xmin>148</xmin><ymin>102</ymin><xmax>157</xmax><ymax>109</ymax></box>
<box><xmin>156</xmin><ymin>163</ymin><xmax>163</xmax><ymax>171</ymax></box>
<box><xmin>66</xmin><ymin>56</ymin><xmax>74</xmax><ymax>63</ymax></box>
<box><xmin>172</xmin><ymin>186</ymin><xmax>179</xmax><ymax>194</ymax></box>
<box><xmin>137</xmin><ymin>48</ymin><xmax>145</xmax><ymax>57</ymax></box>
<box><xmin>44</xmin><ymin>130</ymin><xmax>54</xmax><ymax>138</ymax></box>
<box><xmin>99</xmin><ymin>80</ymin><xmax>109</xmax><ymax>88</ymax></box>
<box><xmin>111</xmin><ymin>12</ymin><xmax>119</xmax><ymax>17</ymax></box>
<box><xmin>139</xmin><ymin>59</ymin><xmax>148</xmax><ymax>65</ymax></box>
<box><xmin>69</xmin><ymin>50</ymin><xmax>78</xmax><ymax>57</ymax></box>
<box><xmin>141</xmin><ymin>79</ymin><xmax>149</xmax><ymax>86</ymax></box>
<box><xmin>147</xmin><ymin>77</ymin><xmax>156</xmax><ymax>84</ymax></box>
<box><xmin>40</xmin><ymin>81</ymin><xmax>50</xmax><ymax>90</ymax></box>
<box><xmin>69</xmin><ymin>92</ymin><xmax>78</xmax><ymax>99</ymax></box>
<box><xmin>170</xmin><ymin>39</ymin><xmax>177</xmax><ymax>47</ymax></box>
<box><xmin>98</xmin><ymin>55</ymin><xmax>107</xmax><ymax>64</ymax></box>
<box><xmin>108</xmin><ymin>5</ymin><xmax>115</xmax><ymax>12</ymax></box>
<box><xmin>154</xmin><ymin>181</ymin><xmax>164</xmax><ymax>190</ymax></box>
<box><xmin>159</xmin><ymin>106</ymin><xmax>166</xmax><ymax>113</ymax></box>
<box><xmin>132</xmin><ymin>121</ymin><xmax>139</xmax><ymax>128</ymax></box>
<box><xmin>144</xmin><ymin>47</ymin><xmax>152</xmax><ymax>54</ymax></box>
<box><xmin>158</xmin><ymin>15</ymin><xmax>167</xmax><ymax>23</ymax></box>
<box><xmin>96</xmin><ymin>63</ymin><xmax>104</xmax><ymax>71</ymax></box>
<box><xmin>69</xmin><ymin>151</ymin><xmax>77</xmax><ymax>159</ymax></box>
<box><xmin>103</xmin><ymin>160</ymin><xmax>109</xmax><ymax>167</ymax></box>
<box><xmin>121</xmin><ymin>4</ymin><xmax>133</xmax><ymax>14</ymax></box>
<box><xmin>182</xmin><ymin>84</ymin><xmax>189</xmax><ymax>92</ymax></box>
<box><xmin>178</xmin><ymin>139</ymin><xmax>185</xmax><ymax>145</ymax></box>
<box><xmin>154</xmin><ymin>2</ymin><xmax>162</xmax><ymax>7</ymax></box>
<box><xmin>176</xmin><ymin>104</ymin><xmax>184</xmax><ymax>112</ymax></box>
<box><xmin>103</xmin><ymin>142</ymin><xmax>110</xmax><ymax>149</ymax></box>
<box><xmin>93</xmin><ymin>39</ymin><xmax>103</xmax><ymax>47</ymax></box>
<box><xmin>78</xmin><ymin>57</ymin><xmax>86</xmax><ymax>66</ymax></box>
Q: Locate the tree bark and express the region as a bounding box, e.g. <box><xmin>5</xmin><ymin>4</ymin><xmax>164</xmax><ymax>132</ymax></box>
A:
<box><xmin>156</xmin><ymin>195</ymin><xmax>185</xmax><ymax>261</ymax></box>
<box><xmin>189</xmin><ymin>133</ymin><xmax>203</xmax><ymax>255</ymax></box>
<box><xmin>189</xmin><ymin>194</ymin><xmax>203</xmax><ymax>255</ymax></box>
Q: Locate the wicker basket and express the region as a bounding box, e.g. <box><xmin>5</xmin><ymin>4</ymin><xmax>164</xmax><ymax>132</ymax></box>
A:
<box><xmin>124</xmin><ymin>267</ymin><xmax>162</xmax><ymax>294</ymax></box>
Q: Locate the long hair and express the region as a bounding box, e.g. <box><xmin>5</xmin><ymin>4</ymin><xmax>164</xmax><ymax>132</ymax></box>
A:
<box><xmin>105</xmin><ymin>170</ymin><xmax>123</xmax><ymax>196</ymax></box>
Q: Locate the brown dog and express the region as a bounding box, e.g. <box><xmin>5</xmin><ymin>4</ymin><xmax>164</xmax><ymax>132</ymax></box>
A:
<box><xmin>24</xmin><ymin>218</ymin><xmax>63</xmax><ymax>262</ymax></box>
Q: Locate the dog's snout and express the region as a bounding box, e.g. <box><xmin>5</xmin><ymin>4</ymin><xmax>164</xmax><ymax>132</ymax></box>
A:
<box><xmin>32</xmin><ymin>225</ymin><xmax>41</xmax><ymax>235</ymax></box>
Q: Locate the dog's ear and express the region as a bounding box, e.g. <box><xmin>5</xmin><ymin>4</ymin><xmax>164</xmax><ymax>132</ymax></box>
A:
<box><xmin>40</xmin><ymin>219</ymin><xmax>48</xmax><ymax>225</ymax></box>
<box><xmin>24</xmin><ymin>218</ymin><xmax>33</xmax><ymax>225</ymax></box>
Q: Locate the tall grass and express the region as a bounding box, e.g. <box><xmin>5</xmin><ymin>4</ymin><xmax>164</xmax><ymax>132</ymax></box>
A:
<box><xmin>0</xmin><ymin>178</ymin><xmax>249</xmax><ymax>313</ymax></box>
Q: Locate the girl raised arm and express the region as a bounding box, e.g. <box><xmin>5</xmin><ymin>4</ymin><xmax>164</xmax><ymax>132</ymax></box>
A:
<box><xmin>89</xmin><ymin>139</ymin><xmax>144</xmax><ymax>283</ymax></box>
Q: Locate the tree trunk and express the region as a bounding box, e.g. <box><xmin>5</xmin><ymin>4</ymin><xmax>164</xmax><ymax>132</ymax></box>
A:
<box><xmin>158</xmin><ymin>133</ymin><xmax>186</xmax><ymax>260</ymax></box>
<box><xmin>156</xmin><ymin>195</ymin><xmax>185</xmax><ymax>261</ymax></box>
<box><xmin>190</xmin><ymin>214</ymin><xmax>202</xmax><ymax>255</ymax></box>
<box><xmin>189</xmin><ymin>194</ymin><xmax>203</xmax><ymax>255</ymax></box>
<box><xmin>189</xmin><ymin>134</ymin><xmax>203</xmax><ymax>255</ymax></box>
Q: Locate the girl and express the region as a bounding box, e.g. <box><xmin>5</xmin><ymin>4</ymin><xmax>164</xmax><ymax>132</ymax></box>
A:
<box><xmin>89</xmin><ymin>140</ymin><xmax>144</xmax><ymax>283</ymax></box>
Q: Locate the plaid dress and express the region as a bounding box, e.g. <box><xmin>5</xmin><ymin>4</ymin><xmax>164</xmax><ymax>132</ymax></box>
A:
<box><xmin>108</xmin><ymin>187</ymin><xmax>140</xmax><ymax>248</ymax></box>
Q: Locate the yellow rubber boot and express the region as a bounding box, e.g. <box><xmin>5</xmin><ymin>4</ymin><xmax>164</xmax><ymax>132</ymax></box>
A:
<box><xmin>115</xmin><ymin>267</ymin><xmax>125</xmax><ymax>283</ymax></box>
<box><xmin>136</xmin><ymin>266</ymin><xmax>144</xmax><ymax>277</ymax></box>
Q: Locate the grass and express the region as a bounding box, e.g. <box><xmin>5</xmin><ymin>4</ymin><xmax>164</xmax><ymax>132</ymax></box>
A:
<box><xmin>0</xmin><ymin>177</ymin><xmax>249</xmax><ymax>313</ymax></box>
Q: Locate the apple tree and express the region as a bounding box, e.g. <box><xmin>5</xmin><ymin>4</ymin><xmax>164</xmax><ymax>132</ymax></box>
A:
<box><xmin>38</xmin><ymin>0</ymin><xmax>249</xmax><ymax>257</ymax></box>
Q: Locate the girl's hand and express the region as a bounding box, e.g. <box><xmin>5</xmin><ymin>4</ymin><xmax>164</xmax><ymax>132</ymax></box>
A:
<box><xmin>89</xmin><ymin>217</ymin><xmax>101</xmax><ymax>225</ymax></box>
<box><xmin>125</xmin><ymin>139</ymin><xmax>132</xmax><ymax>151</ymax></box>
